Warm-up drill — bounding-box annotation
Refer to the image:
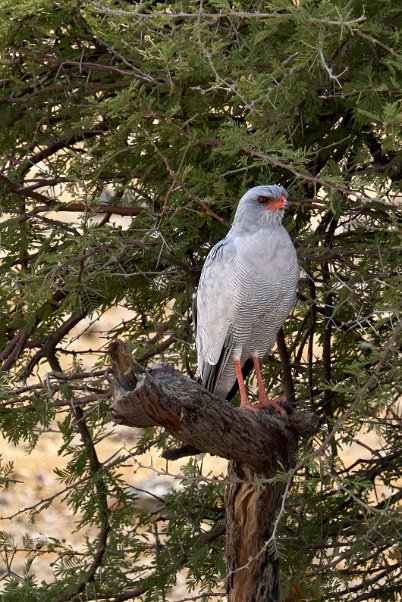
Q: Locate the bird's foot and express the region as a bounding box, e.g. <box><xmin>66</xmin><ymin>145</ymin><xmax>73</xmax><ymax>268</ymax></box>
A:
<box><xmin>240</xmin><ymin>396</ymin><xmax>287</xmax><ymax>417</ymax></box>
<box><xmin>258</xmin><ymin>396</ymin><xmax>287</xmax><ymax>416</ymax></box>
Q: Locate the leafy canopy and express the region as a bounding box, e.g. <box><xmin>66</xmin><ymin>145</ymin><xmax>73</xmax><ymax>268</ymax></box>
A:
<box><xmin>0</xmin><ymin>0</ymin><xmax>401</xmax><ymax>600</ymax></box>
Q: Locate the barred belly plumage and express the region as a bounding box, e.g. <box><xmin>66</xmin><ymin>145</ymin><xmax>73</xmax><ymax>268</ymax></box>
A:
<box><xmin>214</xmin><ymin>261</ymin><xmax>298</xmax><ymax>398</ymax></box>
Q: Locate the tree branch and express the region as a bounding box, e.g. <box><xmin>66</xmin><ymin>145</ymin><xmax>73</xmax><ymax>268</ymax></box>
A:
<box><xmin>0</xmin><ymin>173</ymin><xmax>143</xmax><ymax>216</ymax></box>
<box><xmin>351</xmin><ymin>28</ymin><xmax>402</xmax><ymax>60</ymax></box>
<box><xmin>90</xmin><ymin>4</ymin><xmax>366</xmax><ymax>27</ymax></box>
<box><xmin>108</xmin><ymin>340</ymin><xmax>318</xmax><ymax>475</ymax></box>
<box><xmin>276</xmin><ymin>327</ymin><xmax>296</xmax><ymax>405</ymax></box>
<box><xmin>21</xmin><ymin>310</ymin><xmax>88</xmax><ymax>378</ymax></box>
<box><xmin>47</xmin><ymin>352</ymin><xmax>111</xmax><ymax>602</ymax></box>
<box><xmin>18</xmin><ymin>127</ymin><xmax>108</xmax><ymax>174</ymax></box>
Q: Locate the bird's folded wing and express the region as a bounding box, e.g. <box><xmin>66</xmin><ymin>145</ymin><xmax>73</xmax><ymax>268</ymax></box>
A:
<box><xmin>194</xmin><ymin>237</ymin><xmax>237</xmax><ymax>392</ymax></box>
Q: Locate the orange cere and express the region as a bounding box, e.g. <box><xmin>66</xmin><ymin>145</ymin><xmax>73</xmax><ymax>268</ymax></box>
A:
<box><xmin>266</xmin><ymin>195</ymin><xmax>286</xmax><ymax>211</ymax></box>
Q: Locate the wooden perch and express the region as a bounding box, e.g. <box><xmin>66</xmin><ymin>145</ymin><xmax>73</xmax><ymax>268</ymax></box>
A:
<box><xmin>108</xmin><ymin>339</ymin><xmax>319</xmax><ymax>601</ymax></box>
<box><xmin>109</xmin><ymin>340</ymin><xmax>318</xmax><ymax>474</ymax></box>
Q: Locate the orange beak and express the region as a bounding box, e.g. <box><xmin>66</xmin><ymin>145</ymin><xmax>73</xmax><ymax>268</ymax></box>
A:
<box><xmin>266</xmin><ymin>195</ymin><xmax>287</xmax><ymax>211</ymax></box>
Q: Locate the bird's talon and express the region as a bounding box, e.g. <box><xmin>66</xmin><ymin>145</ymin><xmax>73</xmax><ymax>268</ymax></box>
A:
<box><xmin>240</xmin><ymin>399</ymin><xmax>287</xmax><ymax>417</ymax></box>
<box><xmin>258</xmin><ymin>398</ymin><xmax>287</xmax><ymax>416</ymax></box>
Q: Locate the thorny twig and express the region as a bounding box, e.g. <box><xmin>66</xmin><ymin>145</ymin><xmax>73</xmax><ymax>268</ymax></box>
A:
<box><xmin>90</xmin><ymin>3</ymin><xmax>366</xmax><ymax>28</ymax></box>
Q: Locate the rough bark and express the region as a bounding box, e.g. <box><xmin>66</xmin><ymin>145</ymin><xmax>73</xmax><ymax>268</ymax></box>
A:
<box><xmin>108</xmin><ymin>340</ymin><xmax>318</xmax><ymax>601</ymax></box>
<box><xmin>226</xmin><ymin>462</ymin><xmax>285</xmax><ymax>602</ymax></box>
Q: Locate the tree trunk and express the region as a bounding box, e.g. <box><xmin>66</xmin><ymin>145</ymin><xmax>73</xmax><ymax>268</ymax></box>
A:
<box><xmin>226</xmin><ymin>461</ymin><xmax>285</xmax><ymax>601</ymax></box>
<box><xmin>108</xmin><ymin>340</ymin><xmax>318</xmax><ymax>601</ymax></box>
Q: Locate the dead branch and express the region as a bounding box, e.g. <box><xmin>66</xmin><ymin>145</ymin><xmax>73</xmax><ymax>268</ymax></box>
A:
<box><xmin>108</xmin><ymin>339</ymin><xmax>320</xmax><ymax>601</ymax></box>
<box><xmin>108</xmin><ymin>340</ymin><xmax>318</xmax><ymax>475</ymax></box>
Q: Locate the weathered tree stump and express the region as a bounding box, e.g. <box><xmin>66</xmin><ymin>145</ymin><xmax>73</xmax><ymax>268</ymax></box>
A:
<box><xmin>108</xmin><ymin>340</ymin><xmax>318</xmax><ymax>601</ymax></box>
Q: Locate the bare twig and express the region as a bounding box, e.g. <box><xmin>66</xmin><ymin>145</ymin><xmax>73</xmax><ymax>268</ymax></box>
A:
<box><xmin>351</xmin><ymin>28</ymin><xmax>402</xmax><ymax>61</ymax></box>
<box><xmin>142</xmin><ymin>128</ymin><xmax>228</xmax><ymax>227</ymax></box>
<box><xmin>318</xmin><ymin>48</ymin><xmax>342</xmax><ymax>87</ymax></box>
<box><xmin>90</xmin><ymin>3</ymin><xmax>366</xmax><ymax>27</ymax></box>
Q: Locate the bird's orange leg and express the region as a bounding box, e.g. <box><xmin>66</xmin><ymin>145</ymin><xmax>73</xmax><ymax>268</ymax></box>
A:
<box><xmin>252</xmin><ymin>356</ymin><xmax>286</xmax><ymax>417</ymax></box>
<box><xmin>234</xmin><ymin>358</ymin><xmax>249</xmax><ymax>407</ymax></box>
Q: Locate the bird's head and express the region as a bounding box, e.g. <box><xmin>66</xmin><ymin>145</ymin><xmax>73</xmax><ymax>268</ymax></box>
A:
<box><xmin>231</xmin><ymin>184</ymin><xmax>288</xmax><ymax>233</ymax></box>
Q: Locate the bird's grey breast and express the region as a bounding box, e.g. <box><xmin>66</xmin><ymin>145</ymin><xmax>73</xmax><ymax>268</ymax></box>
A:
<box><xmin>233</xmin><ymin>226</ymin><xmax>297</xmax><ymax>283</ymax></box>
<box><xmin>230</xmin><ymin>226</ymin><xmax>298</xmax><ymax>351</ymax></box>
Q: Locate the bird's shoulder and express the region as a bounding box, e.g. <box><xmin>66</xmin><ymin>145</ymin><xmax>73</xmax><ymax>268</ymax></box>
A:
<box><xmin>194</xmin><ymin>235</ymin><xmax>237</xmax><ymax>359</ymax></box>
<box><xmin>204</xmin><ymin>235</ymin><xmax>234</xmax><ymax>265</ymax></box>
<box><xmin>198</xmin><ymin>235</ymin><xmax>236</xmax><ymax>283</ymax></box>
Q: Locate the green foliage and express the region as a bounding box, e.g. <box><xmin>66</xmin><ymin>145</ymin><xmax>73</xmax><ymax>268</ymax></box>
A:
<box><xmin>0</xmin><ymin>0</ymin><xmax>401</xmax><ymax>600</ymax></box>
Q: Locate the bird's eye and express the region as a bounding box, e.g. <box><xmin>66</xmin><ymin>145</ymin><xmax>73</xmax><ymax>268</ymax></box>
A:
<box><xmin>258</xmin><ymin>196</ymin><xmax>269</xmax><ymax>204</ymax></box>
